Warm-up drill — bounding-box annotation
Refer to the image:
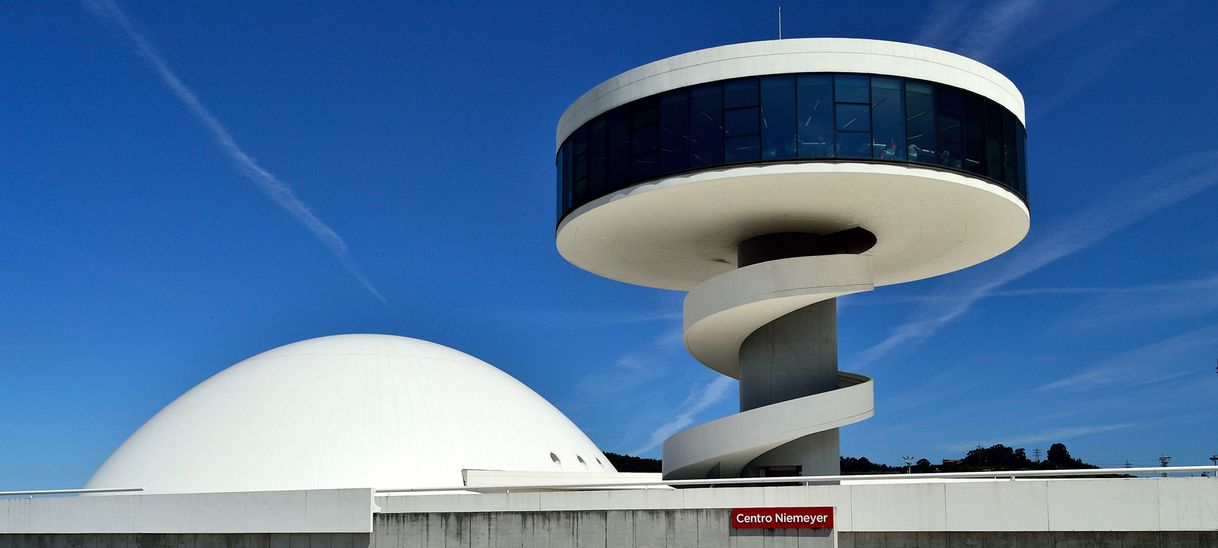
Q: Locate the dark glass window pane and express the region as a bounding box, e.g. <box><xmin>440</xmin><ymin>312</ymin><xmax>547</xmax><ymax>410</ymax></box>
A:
<box><xmin>985</xmin><ymin>101</ymin><xmax>1004</xmax><ymax>181</ymax></box>
<box><xmin>963</xmin><ymin>93</ymin><xmax>986</xmax><ymax>176</ymax></box>
<box><xmin>574</xmin><ymin>153</ymin><xmax>587</xmax><ymax>187</ymax></box>
<box><xmin>725</xmin><ymin>135</ymin><xmax>760</xmax><ymax>163</ymax></box>
<box><xmin>630</xmin><ymin>126</ymin><xmax>657</xmax><ymax>182</ymax></box>
<box><xmin>607</xmin><ymin>109</ymin><xmax>629</xmax><ymax>190</ymax></box>
<box><xmin>871</xmin><ymin>77</ymin><xmax>904</xmax><ymax>160</ymax></box>
<box><xmin>659</xmin><ymin>90</ymin><xmax>690</xmax><ymax>175</ymax></box>
<box><xmin>690</xmin><ymin>83</ymin><xmax>724</xmax><ymax>167</ymax></box>
<box><xmin>1003</xmin><ymin>111</ymin><xmax>1018</xmax><ymax>189</ymax></box>
<box><xmin>572</xmin><ymin>128</ymin><xmax>587</xmax><ymax>195</ymax></box>
<box><xmin>798</xmin><ymin>75</ymin><xmax>834</xmax><ymax>158</ymax></box>
<box><xmin>588</xmin><ymin>119</ymin><xmax>607</xmax><ymax>195</ymax></box>
<box><xmin>632</xmin><ymin>151</ymin><xmax>657</xmax><ymax>181</ymax></box>
<box><xmin>631</xmin><ymin>125</ymin><xmax>657</xmax><ymax>157</ymax></box>
<box><xmin>560</xmin><ymin>141</ymin><xmax>571</xmax><ymax>214</ymax></box>
<box><xmin>761</xmin><ymin>76</ymin><xmax>796</xmax><ymax>160</ymax></box>
<box><xmin>936</xmin><ymin>85</ymin><xmax>963</xmax><ymax>118</ymax></box>
<box><xmin>936</xmin><ymin>85</ymin><xmax>964</xmax><ymax>169</ymax></box>
<box><xmin>836</xmin><ymin>103</ymin><xmax>870</xmax><ymax>131</ymax></box>
<box><xmin>835</xmin><ymin>74</ymin><xmax>870</xmax><ymax>103</ymax></box>
<box><xmin>724</xmin><ymin>107</ymin><xmax>759</xmax><ymax>136</ymax></box>
<box><xmin>1017</xmin><ymin>127</ymin><xmax>1028</xmax><ymax>198</ymax></box>
<box><xmin>573</xmin><ymin>127</ymin><xmax>587</xmax><ymax>155</ymax></box>
<box><xmin>723</xmin><ymin>78</ymin><xmax>759</xmax><ymax>109</ymax></box>
<box><xmin>905</xmin><ymin>81</ymin><xmax>935</xmax><ymax>164</ymax></box>
<box><xmin>631</xmin><ymin>98</ymin><xmax>657</xmax><ymax>129</ymax></box>
<box><xmin>836</xmin><ymin>132</ymin><xmax>871</xmax><ymax>159</ymax></box>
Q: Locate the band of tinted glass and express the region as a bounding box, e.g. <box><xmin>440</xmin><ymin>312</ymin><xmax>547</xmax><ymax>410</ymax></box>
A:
<box><xmin>557</xmin><ymin>73</ymin><xmax>1028</xmax><ymax>224</ymax></box>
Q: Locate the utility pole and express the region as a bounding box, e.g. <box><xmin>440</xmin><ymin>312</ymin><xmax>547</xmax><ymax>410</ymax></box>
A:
<box><xmin>903</xmin><ymin>456</ymin><xmax>913</xmax><ymax>474</ymax></box>
<box><xmin>1159</xmin><ymin>455</ymin><xmax>1171</xmax><ymax>478</ymax></box>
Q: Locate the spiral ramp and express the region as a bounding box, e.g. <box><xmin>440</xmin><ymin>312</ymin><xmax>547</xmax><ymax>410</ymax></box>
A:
<box><xmin>662</xmin><ymin>254</ymin><xmax>877</xmax><ymax>479</ymax></box>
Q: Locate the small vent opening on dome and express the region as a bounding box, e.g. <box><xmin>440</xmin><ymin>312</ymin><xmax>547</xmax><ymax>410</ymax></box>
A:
<box><xmin>577</xmin><ymin>455</ymin><xmax>588</xmax><ymax>469</ymax></box>
<box><xmin>596</xmin><ymin>457</ymin><xmax>605</xmax><ymax>470</ymax></box>
<box><xmin>550</xmin><ymin>452</ymin><xmax>561</xmax><ymax>467</ymax></box>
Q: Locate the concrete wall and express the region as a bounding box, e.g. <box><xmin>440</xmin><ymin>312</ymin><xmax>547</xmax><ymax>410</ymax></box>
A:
<box><xmin>0</xmin><ymin>533</ymin><xmax>370</xmax><ymax>547</ymax></box>
<box><xmin>840</xmin><ymin>532</ymin><xmax>1218</xmax><ymax>547</ymax></box>
<box><xmin>371</xmin><ymin>509</ymin><xmax>832</xmax><ymax>548</ymax></box>
<box><xmin>4</xmin><ymin>530</ymin><xmax>1215</xmax><ymax>547</ymax></box>
<box><xmin>0</xmin><ymin>489</ymin><xmax>373</xmax><ymax>534</ymax></box>
<box><xmin>4</xmin><ymin>478</ymin><xmax>1216</xmax><ymax>545</ymax></box>
<box><xmin>376</xmin><ymin>477</ymin><xmax>1218</xmax><ymax>533</ymax></box>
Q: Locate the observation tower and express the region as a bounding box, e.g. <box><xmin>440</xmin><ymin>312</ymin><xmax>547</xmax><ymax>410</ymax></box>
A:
<box><xmin>554</xmin><ymin>39</ymin><xmax>1029</xmax><ymax>480</ymax></box>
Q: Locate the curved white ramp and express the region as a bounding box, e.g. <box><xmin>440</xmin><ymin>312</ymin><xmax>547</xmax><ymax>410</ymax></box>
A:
<box><xmin>664</xmin><ymin>254</ymin><xmax>876</xmax><ymax>479</ymax></box>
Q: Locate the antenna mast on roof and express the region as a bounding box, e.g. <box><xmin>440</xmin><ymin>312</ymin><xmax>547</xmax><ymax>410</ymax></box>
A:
<box><xmin>778</xmin><ymin>4</ymin><xmax>783</xmax><ymax>39</ymax></box>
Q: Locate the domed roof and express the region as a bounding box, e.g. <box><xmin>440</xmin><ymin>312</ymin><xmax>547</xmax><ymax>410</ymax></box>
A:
<box><xmin>86</xmin><ymin>334</ymin><xmax>614</xmax><ymax>493</ymax></box>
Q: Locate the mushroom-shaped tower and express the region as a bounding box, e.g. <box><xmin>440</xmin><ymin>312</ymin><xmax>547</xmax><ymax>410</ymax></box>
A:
<box><xmin>554</xmin><ymin>39</ymin><xmax>1029</xmax><ymax>480</ymax></box>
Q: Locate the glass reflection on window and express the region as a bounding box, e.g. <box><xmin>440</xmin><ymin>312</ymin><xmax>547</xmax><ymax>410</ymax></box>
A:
<box><xmin>558</xmin><ymin>73</ymin><xmax>1026</xmax><ymax>221</ymax></box>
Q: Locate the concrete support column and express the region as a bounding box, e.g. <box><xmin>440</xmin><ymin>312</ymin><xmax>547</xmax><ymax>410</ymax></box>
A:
<box><xmin>738</xmin><ymin>299</ymin><xmax>841</xmax><ymax>477</ymax></box>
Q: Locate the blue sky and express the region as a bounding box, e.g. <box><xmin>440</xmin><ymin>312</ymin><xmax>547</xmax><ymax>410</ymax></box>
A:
<box><xmin>2</xmin><ymin>1</ymin><xmax>1216</xmax><ymax>490</ymax></box>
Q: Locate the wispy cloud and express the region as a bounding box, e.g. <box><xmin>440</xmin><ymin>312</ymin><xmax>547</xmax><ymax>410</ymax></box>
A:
<box><xmin>569</xmin><ymin>324</ymin><xmax>684</xmax><ymax>400</ymax></box>
<box><xmin>629</xmin><ymin>376</ymin><xmax>735</xmax><ymax>455</ymax></box>
<box><xmin>563</xmin><ymin>320</ymin><xmax>735</xmax><ymax>456</ymax></box>
<box><xmin>1039</xmin><ymin>323</ymin><xmax>1218</xmax><ymax>391</ymax></box>
<box><xmin>850</xmin><ymin>274</ymin><xmax>1218</xmax><ymax>305</ymax></box>
<box><xmin>83</xmin><ymin>0</ymin><xmax>387</xmax><ymax>305</ymax></box>
<box><xmin>1030</xmin><ymin>3</ymin><xmax>1180</xmax><ymax>119</ymax></box>
<box><xmin>954</xmin><ymin>0</ymin><xmax>1042</xmax><ymax>62</ymax></box>
<box><xmin>990</xmin><ymin>276</ymin><xmax>1218</xmax><ymax>298</ymax></box>
<box><xmin>911</xmin><ymin>0</ymin><xmax>1042</xmax><ymax>63</ymax></box>
<box><xmin>852</xmin><ymin>149</ymin><xmax>1218</xmax><ymax>369</ymax></box>
<box><xmin>911</xmin><ymin>0</ymin><xmax>969</xmax><ymax>49</ymax></box>
<box><xmin>480</xmin><ymin>305</ymin><xmax>682</xmax><ymax>328</ymax></box>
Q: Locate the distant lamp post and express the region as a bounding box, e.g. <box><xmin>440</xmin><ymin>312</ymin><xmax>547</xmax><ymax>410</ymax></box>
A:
<box><xmin>903</xmin><ymin>456</ymin><xmax>914</xmax><ymax>474</ymax></box>
<box><xmin>1159</xmin><ymin>455</ymin><xmax>1171</xmax><ymax>478</ymax></box>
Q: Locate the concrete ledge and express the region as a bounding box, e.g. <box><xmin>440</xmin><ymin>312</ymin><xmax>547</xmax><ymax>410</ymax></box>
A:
<box><xmin>0</xmin><ymin>488</ymin><xmax>373</xmax><ymax>534</ymax></box>
<box><xmin>376</xmin><ymin>477</ymin><xmax>1218</xmax><ymax>533</ymax></box>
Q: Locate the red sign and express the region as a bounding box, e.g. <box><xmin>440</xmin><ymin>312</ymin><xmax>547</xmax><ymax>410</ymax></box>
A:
<box><xmin>731</xmin><ymin>507</ymin><xmax>834</xmax><ymax>529</ymax></box>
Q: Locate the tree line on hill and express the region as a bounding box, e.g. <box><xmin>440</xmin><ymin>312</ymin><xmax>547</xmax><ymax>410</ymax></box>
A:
<box><xmin>841</xmin><ymin>443</ymin><xmax>1097</xmax><ymax>474</ymax></box>
<box><xmin>605</xmin><ymin>443</ymin><xmax>1097</xmax><ymax>474</ymax></box>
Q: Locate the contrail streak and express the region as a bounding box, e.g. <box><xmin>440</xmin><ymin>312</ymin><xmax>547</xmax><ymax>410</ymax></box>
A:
<box><xmin>630</xmin><ymin>376</ymin><xmax>734</xmax><ymax>455</ymax></box>
<box><xmin>854</xmin><ymin>149</ymin><xmax>1218</xmax><ymax>368</ymax></box>
<box><xmin>83</xmin><ymin>0</ymin><xmax>387</xmax><ymax>305</ymax></box>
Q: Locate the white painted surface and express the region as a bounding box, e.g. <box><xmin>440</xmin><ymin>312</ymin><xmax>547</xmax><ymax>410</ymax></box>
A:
<box><xmin>456</xmin><ymin>470</ymin><xmax>663</xmax><ymax>491</ymax></box>
<box><xmin>1047</xmin><ymin>479</ymin><xmax>1160</xmax><ymax>531</ymax></box>
<box><xmin>1158</xmin><ymin>478</ymin><xmax>1218</xmax><ymax>530</ymax></box>
<box><xmin>85</xmin><ymin>334</ymin><xmax>614</xmax><ymax>494</ymax></box>
<box><xmin>850</xmin><ymin>482</ymin><xmax>948</xmax><ymax>532</ymax></box>
<box><xmin>375</xmin><ymin>477</ymin><xmax>1218</xmax><ymax>533</ymax></box>
<box><xmin>556</xmin><ymin>163</ymin><xmax>1028</xmax><ymax>291</ymax></box>
<box><xmin>662</xmin><ymin>372</ymin><xmax>872</xmax><ymax>479</ymax></box>
<box><xmin>944</xmin><ymin>480</ymin><xmax>1049</xmax><ymax>531</ymax></box>
<box><xmin>557</xmin><ymin>38</ymin><xmax>1025</xmax><ymax>149</ymax></box>
<box><xmin>7</xmin><ymin>478</ymin><xmax>1215</xmax><ymax>534</ymax></box>
<box><xmin>0</xmin><ymin>488</ymin><xmax>372</xmax><ymax>533</ymax></box>
<box><xmin>684</xmin><ymin>254</ymin><xmax>873</xmax><ymax>377</ymax></box>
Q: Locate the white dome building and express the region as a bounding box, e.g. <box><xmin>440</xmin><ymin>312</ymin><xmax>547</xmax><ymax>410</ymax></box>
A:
<box><xmin>86</xmin><ymin>334</ymin><xmax>616</xmax><ymax>494</ymax></box>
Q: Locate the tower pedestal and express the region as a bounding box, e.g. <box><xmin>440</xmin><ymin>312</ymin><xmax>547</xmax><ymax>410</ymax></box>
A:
<box><xmin>739</xmin><ymin>299</ymin><xmax>841</xmax><ymax>477</ymax></box>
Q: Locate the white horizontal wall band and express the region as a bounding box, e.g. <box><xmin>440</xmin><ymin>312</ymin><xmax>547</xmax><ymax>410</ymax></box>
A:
<box><xmin>558</xmin><ymin>38</ymin><xmax>1026</xmax><ymax>149</ymax></box>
